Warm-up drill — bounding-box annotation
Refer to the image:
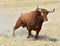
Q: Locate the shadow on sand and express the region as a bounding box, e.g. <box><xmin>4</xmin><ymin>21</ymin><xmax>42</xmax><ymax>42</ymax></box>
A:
<box><xmin>31</xmin><ymin>35</ymin><xmax>58</xmax><ymax>42</ymax></box>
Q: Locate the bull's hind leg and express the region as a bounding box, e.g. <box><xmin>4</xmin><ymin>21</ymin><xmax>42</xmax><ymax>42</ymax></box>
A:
<box><xmin>13</xmin><ymin>20</ymin><xmax>22</xmax><ymax>36</ymax></box>
<box><xmin>13</xmin><ymin>27</ymin><xmax>15</xmax><ymax>36</ymax></box>
<box><xmin>13</xmin><ymin>26</ymin><xmax>19</xmax><ymax>36</ymax></box>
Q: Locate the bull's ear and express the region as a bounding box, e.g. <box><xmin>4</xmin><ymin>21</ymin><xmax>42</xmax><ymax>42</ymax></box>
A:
<box><xmin>47</xmin><ymin>11</ymin><xmax>49</xmax><ymax>14</ymax></box>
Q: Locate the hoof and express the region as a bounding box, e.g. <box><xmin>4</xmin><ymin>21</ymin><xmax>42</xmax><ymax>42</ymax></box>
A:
<box><xmin>27</xmin><ymin>36</ymin><xmax>30</xmax><ymax>38</ymax></box>
<box><xmin>30</xmin><ymin>34</ymin><xmax>34</xmax><ymax>38</ymax></box>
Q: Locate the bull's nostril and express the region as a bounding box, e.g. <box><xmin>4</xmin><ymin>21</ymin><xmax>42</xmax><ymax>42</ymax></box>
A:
<box><xmin>46</xmin><ymin>19</ymin><xmax>48</xmax><ymax>21</ymax></box>
<box><xmin>44</xmin><ymin>19</ymin><xmax>48</xmax><ymax>21</ymax></box>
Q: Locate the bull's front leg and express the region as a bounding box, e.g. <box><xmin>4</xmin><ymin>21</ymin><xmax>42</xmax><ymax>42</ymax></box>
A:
<box><xmin>27</xmin><ymin>26</ymin><xmax>32</xmax><ymax>38</ymax></box>
<box><xmin>35</xmin><ymin>28</ymin><xmax>41</xmax><ymax>39</ymax></box>
<box><xmin>35</xmin><ymin>30</ymin><xmax>40</xmax><ymax>39</ymax></box>
<box><xmin>27</xmin><ymin>30</ymin><xmax>31</xmax><ymax>38</ymax></box>
<box><xmin>35</xmin><ymin>25</ymin><xmax>42</xmax><ymax>39</ymax></box>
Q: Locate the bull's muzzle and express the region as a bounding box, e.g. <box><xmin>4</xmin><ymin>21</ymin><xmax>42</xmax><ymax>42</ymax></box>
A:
<box><xmin>44</xmin><ymin>18</ymin><xmax>48</xmax><ymax>21</ymax></box>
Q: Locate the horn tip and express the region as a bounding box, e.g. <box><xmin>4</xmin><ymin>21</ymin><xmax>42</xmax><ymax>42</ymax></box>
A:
<box><xmin>53</xmin><ymin>8</ymin><xmax>55</xmax><ymax>11</ymax></box>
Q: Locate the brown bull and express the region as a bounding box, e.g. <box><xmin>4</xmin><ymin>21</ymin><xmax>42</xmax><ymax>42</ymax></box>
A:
<box><xmin>13</xmin><ymin>7</ymin><xmax>55</xmax><ymax>39</ymax></box>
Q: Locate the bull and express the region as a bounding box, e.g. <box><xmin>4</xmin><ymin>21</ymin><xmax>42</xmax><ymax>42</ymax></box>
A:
<box><xmin>13</xmin><ymin>7</ymin><xmax>55</xmax><ymax>39</ymax></box>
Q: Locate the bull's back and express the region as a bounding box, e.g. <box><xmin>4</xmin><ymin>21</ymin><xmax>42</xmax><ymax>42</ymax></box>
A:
<box><xmin>18</xmin><ymin>12</ymin><xmax>33</xmax><ymax>27</ymax></box>
<box><xmin>19</xmin><ymin>11</ymin><xmax>36</xmax><ymax>23</ymax></box>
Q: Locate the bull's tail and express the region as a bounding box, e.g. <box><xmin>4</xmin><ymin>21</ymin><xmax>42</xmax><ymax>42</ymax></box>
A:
<box><xmin>13</xmin><ymin>19</ymin><xmax>22</xmax><ymax>36</ymax></box>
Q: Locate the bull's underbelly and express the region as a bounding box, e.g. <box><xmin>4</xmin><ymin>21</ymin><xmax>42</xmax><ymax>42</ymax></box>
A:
<box><xmin>31</xmin><ymin>26</ymin><xmax>41</xmax><ymax>31</ymax></box>
<box><xmin>21</xmin><ymin>24</ymin><xmax>41</xmax><ymax>31</ymax></box>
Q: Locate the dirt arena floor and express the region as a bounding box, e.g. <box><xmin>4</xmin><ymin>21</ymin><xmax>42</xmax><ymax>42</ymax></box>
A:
<box><xmin>0</xmin><ymin>0</ymin><xmax>60</xmax><ymax>46</ymax></box>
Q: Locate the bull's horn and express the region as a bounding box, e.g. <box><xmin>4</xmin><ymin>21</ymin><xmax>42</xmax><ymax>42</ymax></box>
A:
<box><xmin>48</xmin><ymin>8</ymin><xmax>55</xmax><ymax>13</ymax></box>
<box><xmin>36</xmin><ymin>5</ymin><xmax>39</xmax><ymax>11</ymax></box>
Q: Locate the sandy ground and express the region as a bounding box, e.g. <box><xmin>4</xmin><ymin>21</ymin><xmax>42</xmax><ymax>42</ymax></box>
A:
<box><xmin>0</xmin><ymin>0</ymin><xmax>60</xmax><ymax>46</ymax></box>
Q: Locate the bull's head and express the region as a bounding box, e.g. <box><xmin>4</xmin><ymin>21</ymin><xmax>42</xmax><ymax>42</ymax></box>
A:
<box><xmin>38</xmin><ymin>8</ymin><xmax>55</xmax><ymax>21</ymax></box>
